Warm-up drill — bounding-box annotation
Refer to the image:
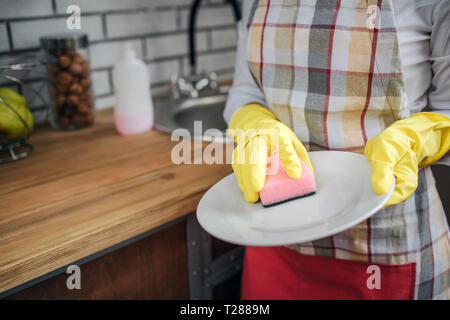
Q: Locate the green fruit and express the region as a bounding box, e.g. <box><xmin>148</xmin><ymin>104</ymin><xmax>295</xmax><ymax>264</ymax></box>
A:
<box><xmin>0</xmin><ymin>87</ymin><xmax>34</xmax><ymax>141</ymax></box>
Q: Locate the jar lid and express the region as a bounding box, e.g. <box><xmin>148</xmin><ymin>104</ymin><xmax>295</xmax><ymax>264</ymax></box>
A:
<box><xmin>40</xmin><ymin>33</ymin><xmax>89</xmax><ymax>52</ymax></box>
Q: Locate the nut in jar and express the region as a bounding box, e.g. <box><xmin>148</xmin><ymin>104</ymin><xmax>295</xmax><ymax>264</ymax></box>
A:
<box><xmin>40</xmin><ymin>34</ymin><xmax>95</xmax><ymax>130</ymax></box>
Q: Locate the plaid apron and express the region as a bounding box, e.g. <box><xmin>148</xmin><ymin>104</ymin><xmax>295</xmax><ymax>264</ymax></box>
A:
<box><xmin>244</xmin><ymin>0</ymin><xmax>449</xmax><ymax>299</ymax></box>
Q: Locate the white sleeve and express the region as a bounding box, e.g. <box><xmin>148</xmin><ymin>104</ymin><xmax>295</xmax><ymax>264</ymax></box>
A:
<box><xmin>429</xmin><ymin>0</ymin><xmax>450</xmax><ymax>166</ymax></box>
<box><xmin>223</xmin><ymin>0</ymin><xmax>266</xmax><ymax>124</ymax></box>
<box><xmin>428</xmin><ymin>0</ymin><xmax>450</xmax><ymax>119</ymax></box>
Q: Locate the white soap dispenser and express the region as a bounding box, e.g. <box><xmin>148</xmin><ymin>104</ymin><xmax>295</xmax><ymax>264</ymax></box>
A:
<box><xmin>113</xmin><ymin>43</ymin><xmax>153</xmax><ymax>136</ymax></box>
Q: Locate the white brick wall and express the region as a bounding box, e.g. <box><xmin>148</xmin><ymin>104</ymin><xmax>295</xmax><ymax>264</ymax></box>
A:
<box><xmin>0</xmin><ymin>23</ymin><xmax>9</xmax><ymax>52</ymax></box>
<box><xmin>106</xmin><ymin>10</ymin><xmax>176</xmax><ymax>38</ymax></box>
<box><xmin>0</xmin><ymin>0</ymin><xmax>53</xmax><ymax>19</ymax></box>
<box><xmin>10</xmin><ymin>16</ymin><xmax>104</xmax><ymax>49</ymax></box>
<box><xmin>180</xmin><ymin>6</ymin><xmax>236</xmax><ymax>29</ymax></box>
<box><xmin>90</xmin><ymin>40</ymin><xmax>143</xmax><ymax>69</ymax></box>
<box><xmin>55</xmin><ymin>0</ymin><xmax>151</xmax><ymax>14</ymax></box>
<box><xmin>153</xmin><ymin>0</ymin><xmax>192</xmax><ymax>8</ymax></box>
<box><xmin>145</xmin><ymin>32</ymin><xmax>208</xmax><ymax>60</ymax></box>
<box><xmin>148</xmin><ymin>59</ymin><xmax>179</xmax><ymax>85</ymax></box>
<box><xmin>91</xmin><ymin>70</ymin><xmax>111</xmax><ymax>96</ymax></box>
<box><xmin>95</xmin><ymin>95</ymin><xmax>116</xmax><ymax>110</ymax></box>
<box><xmin>196</xmin><ymin>51</ymin><xmax>236</xmax><ymax>73</ymax></box>
<box><xmin>0</xmin><ymin>0</ymin><xmax>240</xmax><ymax>122</ymax></box>
<box><xmin>211</xmin><ymin>29</ymin><xmax>237</xmax><ymax>49</ymax></box>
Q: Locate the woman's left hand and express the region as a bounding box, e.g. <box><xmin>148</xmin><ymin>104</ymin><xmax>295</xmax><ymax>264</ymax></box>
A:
<box><xmin>364</xmin><ymin>112</ymin><xmax>450</xmax><ymax>208</ymax></box>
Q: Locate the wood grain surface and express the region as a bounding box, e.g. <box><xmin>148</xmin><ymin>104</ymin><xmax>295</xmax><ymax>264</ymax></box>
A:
<box><xmin>7</xmin><ymin>221</ymin><xmax>189</xmax><ymax>300</ymax></box>
<box><xmin>0</xmin><ymin>109</ymin><xmax>232</xmax><ymax>294</ymax></box>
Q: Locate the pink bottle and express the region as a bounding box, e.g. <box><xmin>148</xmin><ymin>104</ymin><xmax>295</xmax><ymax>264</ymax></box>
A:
<box><xmin>112</xmin><ymin>44</ymin><xmax>153</xmax><ymax>136</ymax></box>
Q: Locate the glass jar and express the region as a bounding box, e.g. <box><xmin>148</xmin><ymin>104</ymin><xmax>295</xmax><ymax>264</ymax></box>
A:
<box><xmin>40</xmin><ymin>33</ymin><xmax>94</xmax><ymax>130</ymax></box>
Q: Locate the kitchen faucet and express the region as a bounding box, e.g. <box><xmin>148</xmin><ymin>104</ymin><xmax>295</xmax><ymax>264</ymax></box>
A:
<box><xmin>171</xmin><ymin>0</ymin><xmax>242</xmax><ymax>99</ymax></box>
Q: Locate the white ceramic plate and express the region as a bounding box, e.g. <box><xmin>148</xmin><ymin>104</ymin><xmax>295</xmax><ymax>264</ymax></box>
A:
<box><xmin>196</xmin><ymin>151</ymin><xmax>394</xmax><ymax>246</ymax></box>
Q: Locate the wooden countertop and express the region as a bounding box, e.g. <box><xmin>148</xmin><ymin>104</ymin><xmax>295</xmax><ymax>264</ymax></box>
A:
<box><xmin>0</xmin><ymin>109</ymin><xmax>232</xmax><ymax>294</ymax></box>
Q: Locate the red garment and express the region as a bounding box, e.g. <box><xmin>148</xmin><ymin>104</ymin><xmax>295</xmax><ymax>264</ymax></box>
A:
<box><xmin>241</xmin><ymin>246</ymin><xmax>416</xmax><ymax>300</ymax></box>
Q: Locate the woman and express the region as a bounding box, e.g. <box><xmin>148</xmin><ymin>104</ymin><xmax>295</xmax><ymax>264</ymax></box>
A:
<box><xmin>224</xmin><ymin>0</ymin><xmax>449</xmax><ymax>299</ymax></box>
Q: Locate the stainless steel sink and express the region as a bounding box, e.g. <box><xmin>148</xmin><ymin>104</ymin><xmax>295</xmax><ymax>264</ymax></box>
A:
<box><xmin>154</xmin><ymin>91</ymin><xmax>231</xmax><ymax>143</ymax></box>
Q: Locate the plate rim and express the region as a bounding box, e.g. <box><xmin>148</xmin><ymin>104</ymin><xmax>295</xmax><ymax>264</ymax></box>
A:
<box><xmin>196</xmin><ymin>150</ymin><xmax>395</xmax><ymax>246</ymax></box>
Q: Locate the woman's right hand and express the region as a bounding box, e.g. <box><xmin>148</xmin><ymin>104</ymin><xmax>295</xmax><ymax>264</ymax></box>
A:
<box><xmin>228</xmin><ymin>104</ymin><xmax>313</xmax><ymax>203</ymax></box>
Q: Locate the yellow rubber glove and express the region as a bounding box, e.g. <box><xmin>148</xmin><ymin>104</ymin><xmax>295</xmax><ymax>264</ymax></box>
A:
<box><xmin>364</xmin><ymin>112</ymin><xmax>450</xmax><ymax>208</ymax></box>
<box><xmin>228</xmin><ymin>104</ymin><xmax>312</xmax><ymax>203</ymax></box>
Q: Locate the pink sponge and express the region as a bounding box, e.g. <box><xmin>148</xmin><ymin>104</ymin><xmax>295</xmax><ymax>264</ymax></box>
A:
<box><xmin>259</xmin><ymin>153</ymin><xmax>316</xmax><ymax>207</ymax></box>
